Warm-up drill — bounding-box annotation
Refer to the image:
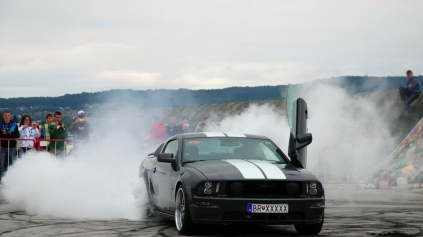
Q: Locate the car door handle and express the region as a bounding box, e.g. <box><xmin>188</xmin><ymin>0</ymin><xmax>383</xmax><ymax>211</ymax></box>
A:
<box><xmin>153</xmin><ymin>167</ymin><xmax>157</xmax><ymax>173</ymax></box>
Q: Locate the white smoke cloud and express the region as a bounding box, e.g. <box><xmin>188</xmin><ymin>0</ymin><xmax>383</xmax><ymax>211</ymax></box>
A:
<box><xmin>219</xmin><ymin>82</ymin><xmax>398</xmax><ymax>183</ymax></box>
<box><xmin>219</xmin><ymin>103</ymin><xmax>290</xmax><ymax>150</ymax></box>
<box><xmin>301</xmin><ymin>82</ymin><xmax>397</xmax><ymax>181</ymax></box>
<box><xmin>2</xmin><ymin>135</ymin><xmax>148</xmax><ymax>220</ymax></box>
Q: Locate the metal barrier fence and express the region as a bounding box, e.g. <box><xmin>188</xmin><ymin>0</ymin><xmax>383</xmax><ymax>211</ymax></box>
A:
<box><xmin>0</xmin><ymin>138</ymin><xmax>91</xmax><ymax>169</ymax></box>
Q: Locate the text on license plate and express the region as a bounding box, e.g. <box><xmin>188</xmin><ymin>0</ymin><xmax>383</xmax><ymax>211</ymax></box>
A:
<box><xmin>247</xmin><ymin>204</ymin><xmax>288</xmax><ymax>213</ymax></box>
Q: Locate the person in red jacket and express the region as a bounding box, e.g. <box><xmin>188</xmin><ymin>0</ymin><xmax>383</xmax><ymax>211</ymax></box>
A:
<box><xmin>150</xmin><ymin>117</ymin><xmax>166</xmax><ymax>150</ymax></box>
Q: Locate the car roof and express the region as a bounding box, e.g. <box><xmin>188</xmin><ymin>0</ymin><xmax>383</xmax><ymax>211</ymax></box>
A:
<box><xmin>170</xmin><ymin>132</ymin><xmax>268</xmax><ymax>140</ymax></box>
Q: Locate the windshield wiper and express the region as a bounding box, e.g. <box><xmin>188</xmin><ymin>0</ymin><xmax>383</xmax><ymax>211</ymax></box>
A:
<box><xmin>244</xmin><ymin>157</ymin><xmax>263</xmax><ymax>160</ymax></box>
<box><xmin>183</xmin><ymin>160</ymin><xmax>206</xmax><ymax>164</ymax></box>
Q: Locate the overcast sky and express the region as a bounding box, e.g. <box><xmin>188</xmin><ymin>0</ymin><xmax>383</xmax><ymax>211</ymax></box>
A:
<box><xmin>0</xmin><ymin>0</ymin><xmax>422</xmax><ymax>98</ymax></box>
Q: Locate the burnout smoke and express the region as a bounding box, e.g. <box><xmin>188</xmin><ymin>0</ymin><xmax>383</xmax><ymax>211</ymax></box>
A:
<box><xmin>2</xmin><ymin>133</ymin><xmax>148</xmax><ymax>220</ymax></box>
<box><xmin>220</xmin><ymin>81</ymin><xmax>398</xmax><ymax>183</ymax></box>
<box><xmin>219</xmin><ymin>103</ymin><xmax>290</xmax><ymax>147</ymax></box>
<box><xmin>300</xmin><ymin>82</ymin><xmax>397</xmax><ymax>181</ymax></box>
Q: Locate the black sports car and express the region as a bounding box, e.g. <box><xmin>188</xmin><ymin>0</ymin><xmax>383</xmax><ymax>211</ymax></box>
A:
<box><xmin>139</xmin><ymin>85</ymin><xmax>324</xmax><ymax>235</ymax></box>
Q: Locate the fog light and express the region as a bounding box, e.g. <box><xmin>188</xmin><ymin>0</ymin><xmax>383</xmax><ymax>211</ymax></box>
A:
<box><xmin>204</xmin><ymin>188</ymin><xmax>212</xmax><ymax>194</ymax></box>
<box><xmin>311</xmin><ymin>202</ymin><xmax>322</xmax><ymax>207</ymax></box>
<box><xmin>205</xmin><ymin>181</ymin><xmax>212</xmax><ymax>188</ymax></box>
<box><xmin>195</xmin><ymin>201</ymin><xmax>210</xmax><ymax>206</ymax></box>
<box><xmin>309</xmin><ymin>182</ymin><xmax>317</xmax><ymax>189</ymax></box>
<box><xmin>310</xmin><ymin>189</ymin><xmax>317</xmax><ymax>195</ymax></box>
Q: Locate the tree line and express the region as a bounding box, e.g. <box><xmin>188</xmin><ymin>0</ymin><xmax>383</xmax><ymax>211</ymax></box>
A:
<box><xmin>0</xmin><ymin>76</ymin><xmax>420</xmax><ymax>109</ymax></box>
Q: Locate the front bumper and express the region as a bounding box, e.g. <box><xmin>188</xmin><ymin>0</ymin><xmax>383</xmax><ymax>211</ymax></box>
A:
<box><xmin>189</xmin><ymin>196</ymin><xmax>324</xmax><ymax>225</ymax></box>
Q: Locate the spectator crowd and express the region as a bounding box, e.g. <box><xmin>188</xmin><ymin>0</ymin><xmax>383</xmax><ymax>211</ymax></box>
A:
<box><xmin>0</xmin><ymin>110</ymin><xmax>90</xmax><ymax>185</ymax></box>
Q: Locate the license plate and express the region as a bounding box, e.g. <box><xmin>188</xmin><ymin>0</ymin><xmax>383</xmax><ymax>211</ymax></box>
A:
<box><xmin>247</xmin><ymin>204</ymin><xmax>288</xmax><ymax>213</ymax></box>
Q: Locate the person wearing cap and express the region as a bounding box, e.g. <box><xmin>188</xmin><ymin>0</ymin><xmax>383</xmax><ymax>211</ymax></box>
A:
<box><xmin>399</xmin><ymin>70</ymin><xmax>421</xmax><ymax>119</ymax></box>
<box><xmin>69</xmin><ymin>110</ymin><xmax>90</xmax><ymax>153</ymax></box>
<box><xmin>175</xmin><ymin>116</ymin><xmax>190</xmax><ymax>134</ymax></box>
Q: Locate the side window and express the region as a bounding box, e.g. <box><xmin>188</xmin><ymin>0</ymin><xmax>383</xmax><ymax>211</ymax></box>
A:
<box><xmin>163</xmin><ymin>140</ymin><xmax>179</xmax><ymax>158</ymax></box>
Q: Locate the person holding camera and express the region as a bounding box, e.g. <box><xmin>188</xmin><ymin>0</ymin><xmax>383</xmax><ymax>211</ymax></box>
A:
<box><xmin>176</xmin><ymin>116</ymin><xmax>190</xmax><ymax>134</ymax></box>
<box><xmin>48</xmin><ymin>111</ymin><xmax>68</xmax><ymax>157</ymax></box>
<box><xmin>69</xmin><ymin>110</ymin><xmax>90</xmax><ymax>153</ymax></box>
<box><xmin>18</xmin><ymin>114</ymin><xmax>40</xmax><ymax>156</ymax></box>
<box><xmin>194</xmin><ymin>114</ymin><xmax>218</xmax><ymax>132</ymax></box>
<box><xmin>0</xmin><ymin>110</ymin><xmax>20</xmax><ymax>181</ymax></box>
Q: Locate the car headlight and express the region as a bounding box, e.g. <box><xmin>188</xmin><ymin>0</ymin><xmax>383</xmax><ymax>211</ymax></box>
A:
<box><xmin>307</xmin><ymin>182</ymin><xmax>323</xmax><ymax>196</ymax></box>
<box><xmin>195</xmin><ymin>181</ymin><xmax>220</xmax><ymax>196</ymax></box>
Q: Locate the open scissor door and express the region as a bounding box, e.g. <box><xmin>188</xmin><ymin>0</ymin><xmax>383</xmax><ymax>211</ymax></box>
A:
<box><xmin>287</xmin><ymin>84</ymin><xmax>312</xmax><ymax>169</ymax></box>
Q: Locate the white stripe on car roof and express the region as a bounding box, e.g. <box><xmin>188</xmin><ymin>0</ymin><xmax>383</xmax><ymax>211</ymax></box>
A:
<box><xmin>203</xmin><ymin>132</ymin><xmax>226</xmax><ymax>137</ymax></box>
<box><xmin>224</xmin><ymin>133</ymin><xmax>246</xmax><ymax>137</ymax></box>
<box><xmin>225</xmin><ymin>159</ymin><xmax>265</xmax><ymax>179</ymax></box>
<box><xmin>248</xmin><ymin>160</ymin><xmax>286</xmax><ymax>179</ymax></box>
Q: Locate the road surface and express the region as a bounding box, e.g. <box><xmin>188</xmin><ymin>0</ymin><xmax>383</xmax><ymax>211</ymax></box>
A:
<box><xmin>0</xmin><ymin>185</ymin><xmax>422</xmax><ymax>236</ymax></box>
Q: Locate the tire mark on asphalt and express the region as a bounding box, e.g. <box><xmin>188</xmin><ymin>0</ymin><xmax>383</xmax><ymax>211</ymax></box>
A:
<box><xmin>0</xmin><ymin>209</ymin><xmax>166</xmax><ymax>237</ymax></box>
<box><xmin>355</xmin><ymin>209</ymin><xmax>423</xmax><ymax>237</ymax></box>
<box><xmin>0</xmin><ymin>222</ymin><xmax>86</xmax><ymax>235</ymax></box>
<box><xmin>325</xmin><ymin>201</ymin><xmax>423</xmax><ymax>237</ymax></box>
<box><xmin>0</xmin><ymin>221</ymin><xmax>162</xmax><ymax>237</ymax></box>
<box><xmin>384</xmin><ymin>221</ymin><xmax>423</xmax><ymax>237</ymax></box>
<box><xmin>117</xmin><ymin>223</ymin><xmax>166</xmax><ymax>237</ymax></box>
<box><xmin>155</xmin><ymin>225</ymin><xmax>175</xmax><ymax>237</ymax></box>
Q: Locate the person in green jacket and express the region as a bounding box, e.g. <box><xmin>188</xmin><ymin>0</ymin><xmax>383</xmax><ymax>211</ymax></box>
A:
<box><xmin>48</xmin><ymin>111</ymin><xmax>68</xmax><ymax>157</ymax></box>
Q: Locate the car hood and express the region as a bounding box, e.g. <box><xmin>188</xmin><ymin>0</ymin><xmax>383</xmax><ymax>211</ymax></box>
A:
<box><xmin>185</xmin><ymin>159</ymin><xmax>316</xmax><ymax>181</ymax></box>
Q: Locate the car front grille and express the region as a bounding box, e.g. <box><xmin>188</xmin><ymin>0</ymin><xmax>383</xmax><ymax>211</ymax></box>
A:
<box><xmin>226</xmin><ymin>181</ymin><xmax>303</xmax><ymax>196</ymax></box>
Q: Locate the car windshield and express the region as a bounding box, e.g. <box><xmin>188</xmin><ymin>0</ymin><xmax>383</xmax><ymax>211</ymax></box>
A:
<box><xmin>183</xmin><ymin>137</ymin><xmax>286</xmax><ymax>163</ymax></box>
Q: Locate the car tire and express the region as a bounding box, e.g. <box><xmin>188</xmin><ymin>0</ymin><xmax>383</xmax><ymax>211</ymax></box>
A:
<box><xmin>294</xmin><ymin>215</ymin><xmax>324</xmax><ymax>235</ymax></box>
<box><xmin>175</xmin><ymin>184</ymin><xmax>195</xmax><ymax>235</ymax></box>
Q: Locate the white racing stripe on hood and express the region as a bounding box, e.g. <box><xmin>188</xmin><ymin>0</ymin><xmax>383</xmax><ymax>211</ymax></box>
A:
<box><xmin>203</xmin><ymin>132</ymin><xmax>226</xmax><ymax>137</ymax></box>
<box><xmin>248</xmin><ymin>160</ymin><xmax>286</xmax><ymax>179</ymax></box>
<box><xmin>225</xmin><ymin>159</ymin><xmax>265</xmax><ymax>179</ymax></box>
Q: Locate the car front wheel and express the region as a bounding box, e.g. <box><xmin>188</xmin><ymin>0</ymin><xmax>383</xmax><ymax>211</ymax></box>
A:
<box><xmin>294</xmin><ymin>215</ymin><xmax>324</xmax><ymax>235</ymax></box>
<box><xmin>175</xmin><ymin>185</ymin><xmax>194</xmax><ymax>235</ymax></box>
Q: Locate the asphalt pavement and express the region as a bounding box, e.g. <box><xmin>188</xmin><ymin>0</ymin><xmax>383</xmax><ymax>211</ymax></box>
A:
<box><xmin>0</xmin><ymin>185</ymin><xmax>422</xmax><ymax>237</ymax></box>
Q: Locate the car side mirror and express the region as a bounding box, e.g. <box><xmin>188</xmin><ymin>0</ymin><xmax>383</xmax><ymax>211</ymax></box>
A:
<box><xmin>296</xmin><ymin>133</ymin><xmax>312</xmax><ymax>150</ymax></box>
<box><xmin>158</xmin><ymin>153</ymin><xmax>176</xmax><ymax>163</ymax></box>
